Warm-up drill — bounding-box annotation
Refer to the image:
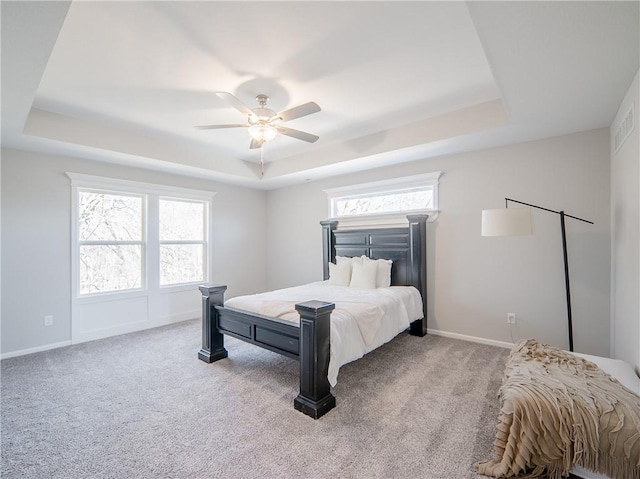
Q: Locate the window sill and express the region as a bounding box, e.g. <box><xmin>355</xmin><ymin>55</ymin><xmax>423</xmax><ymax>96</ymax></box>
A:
<box><xmin>77</xmin><ymin>283</ymin><xmax>204</xmax><ymax>303</ymax></box>
<box><xmin>159</xmin><ymin>282</ymin><xmax>205</xmax><ymax>293</ymax></box>
<box><xmin>77</xmin><ymin>288</ymin><xmax>148</xmax><ymax>304</ymax></box>
<box><xmin>329</xmin><ymin>210</ymin><xmax>438</xmax><ymax>229</ymax></box>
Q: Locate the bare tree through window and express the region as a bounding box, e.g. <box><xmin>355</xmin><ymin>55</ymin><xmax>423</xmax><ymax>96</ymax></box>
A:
<box><xmin>335</xmin><ymin>190</ymin><xmax>433</xmax><ymax>217</ymax></box>
<box><xmin>159</xmin><ymin>199</ymin><xmax>205</xmax><ymax>286</ymax></box>
<box><xmin>78</xmin><ymin>192</ymin><xmax>143</xmax><ymax>294</ymax></box>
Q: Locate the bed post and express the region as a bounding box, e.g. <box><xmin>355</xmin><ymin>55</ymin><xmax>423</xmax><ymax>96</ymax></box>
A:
<box><xmin>198</xmin><ymin>285</ymin><xmax>229</xmax><ymax>363</ymax></box>
<box><xmin>407</xmin><ymin>214</ymin><xmax>429</xmax><ymax>337</ymax></box>
<box><xmin>294</xmin><ymin>301</ymin><xmax>336</xmax><ymax>419</ymax></box>
<box><xmin>320</xmin><ymin>220</ymin><xmax>338</xmax><ymax>280</ymax></box>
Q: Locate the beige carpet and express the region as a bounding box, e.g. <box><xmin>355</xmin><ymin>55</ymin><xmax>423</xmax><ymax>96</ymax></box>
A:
<box><xmin>2</xmin><ymin>319</ymin><xmax>508</xmax><ymax>478</ymax></box>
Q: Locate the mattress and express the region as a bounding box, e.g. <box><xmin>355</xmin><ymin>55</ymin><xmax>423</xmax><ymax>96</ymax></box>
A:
<box><xmin>224</xmin><ymin>281</ymin><xmax>424</xmax><ymax>386</ymax></box>
<box><xmin>568</xmin><ymin>352</ymin><xmax>640</xmax><ymax>479</ymax></box>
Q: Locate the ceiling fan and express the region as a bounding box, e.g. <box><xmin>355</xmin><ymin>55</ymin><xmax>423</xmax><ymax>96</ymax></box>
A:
<box><xmin>196</xmin><ymin>92</ymin><xmax>321</xmax><ymax>150</ymax></box>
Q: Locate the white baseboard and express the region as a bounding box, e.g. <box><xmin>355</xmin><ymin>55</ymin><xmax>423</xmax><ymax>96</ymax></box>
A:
<box><xmin>2</xmin><ymin>310</ymin><xmax>200</xmax><ymax>360</ymax></box>
<box><xmin>427</xmin><ymin>328</ymin><xmax>514</xmax><ymax>349</ymax></box>
<box><xmin>1</xmin><ymin>340</ymin><xmax>73</xmax><ymax>360</ymax></box>
<box><xmin>73</xmin><ymin>310</ymin><xmax>200</xmax><ymax>344</ymax></box>
<box><xmin>3</xmin><ymin>319</ymin><xmax>509</xmax><ymax>360</ymax></box>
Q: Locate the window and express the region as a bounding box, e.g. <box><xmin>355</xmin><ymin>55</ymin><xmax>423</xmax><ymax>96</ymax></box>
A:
<box><xmin>78</xmin><ymin>191</ymin><xmax>144</xmax><ymax>294</ymax></box>
<box><xmin>69</xmin><ymin>173</ymin><xmax>215</xmax><ymax>298</ymax></box>
<box><xmin>333</xmin><ymin>188</ymin><xmax>434</xmax><ymax>217</ymax></box>
<box><xmin>325</xmin><ymin>172</ymin><xmax>440</xmax><ymax>222</ymax></box>
<box><xmin>159</xmin><ymin>198</ymin><xmax>206</xmax><ymax>286</ymax></box>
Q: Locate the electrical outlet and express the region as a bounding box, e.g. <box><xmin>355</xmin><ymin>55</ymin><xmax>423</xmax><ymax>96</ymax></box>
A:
<box><xmin>507</xmin><ymin>313</ymin><xmax>516</xmax><ymax>324</ymax></box>
<box><xmin>44</xmin><ymin>315</ymin><xmax>54</xmax><ymax>326</ymax></box>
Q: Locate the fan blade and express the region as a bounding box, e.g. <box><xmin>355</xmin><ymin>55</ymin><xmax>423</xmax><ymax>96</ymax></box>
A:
<box><xmin>195</xmin><ymin>124</ymin><xmax>247</xmax><ymax>130</ymax></box>
<box><xmin>276</xmin><ymin>102</ymin><xmax>321</xmax><ymax>122</ymax></box>
<box><xmin>277</xmin><ymin>126</ymin><xmax>319</xmax><ymax>143</ymax></box>
<box><xmin>215</xmin><ymin>92</ymin><xmax>254</xmax><ymax>116</ymax></box>
<box><xmin>249</xmin><ymin>138</ymin><xmax>265</xmax><ymax>149</ymax></box>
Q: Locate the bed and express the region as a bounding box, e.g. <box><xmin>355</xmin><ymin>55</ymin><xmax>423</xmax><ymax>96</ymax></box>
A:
<box><xmin>198</xmin><ymin>214</ymin><xmax>429</xmax><ymax>419</ymax></box>
<box><xmin>476</xmin><ymin>339</ymin><xmax>640</xmax><ymax>479</ymax></box>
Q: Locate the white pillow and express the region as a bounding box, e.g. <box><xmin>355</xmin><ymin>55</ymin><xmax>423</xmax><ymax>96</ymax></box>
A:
<box><xmin>328</xmin><ymin>261</ymin><xmax>352</xmax><ymax>286</ymax></box>
<box><xmin>360</xmin><ymin>256</ymin><xmax>392</xmax><ymax>288</ymax></box>
<box><xmin>374</xmin><ymin>258</ymin><xmax>392</xmax><ymax>288</ymax></box>
<box><xmin>336</xmin><ymin>255</ymin><xmax>363</xmax><ymax>266</ymax></box>
<box><xmin>349</xmin><ymin>260</ymin><xmax>378</xmax><ymax>289</ymax></box>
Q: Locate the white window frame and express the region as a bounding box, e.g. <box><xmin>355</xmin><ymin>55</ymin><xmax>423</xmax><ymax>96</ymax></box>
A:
<box><xmin>158</xmin><ymin>196</ymin><xmax>209</xmax><ymax>288</ymax></box>
<box><xmin>77</xmin><ymin>188</ymin><xmax>147</xmax><ymax>296</ymax></box>
<box><xmin>323</xmin><ymin>172</ymin><xmax>441</xmax><ymax>228</ymax></box>
<box><xmin>68</xmin><ymin>173</ymin><xmax>216</xmax><ymax>301</ymax></box>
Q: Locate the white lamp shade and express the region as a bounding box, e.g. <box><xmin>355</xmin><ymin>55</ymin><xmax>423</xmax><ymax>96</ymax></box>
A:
<box><xmin>481</xmin><ymin>208</ymin><xmax>533</xmax><ymax>237</ymax></box>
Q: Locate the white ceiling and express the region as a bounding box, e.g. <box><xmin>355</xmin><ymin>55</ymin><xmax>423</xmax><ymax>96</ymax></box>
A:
<box><xmin>2</xmin><ymin>1</ymin><xmax>638</xmax><ymax>189</ymax></box>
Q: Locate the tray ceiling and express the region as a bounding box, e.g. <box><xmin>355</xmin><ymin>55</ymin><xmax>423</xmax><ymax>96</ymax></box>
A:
<box><xmin>2</xmin><ymin>1</ymin><xmax>638</xmax><ymax>189</ymax></box>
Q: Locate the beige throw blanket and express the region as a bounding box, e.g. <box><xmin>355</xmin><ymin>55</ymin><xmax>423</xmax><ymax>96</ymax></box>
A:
<box><xmin>476</xmin><ymin>339</ymin><xmax>640</xmax><ymax>479</ymax></box>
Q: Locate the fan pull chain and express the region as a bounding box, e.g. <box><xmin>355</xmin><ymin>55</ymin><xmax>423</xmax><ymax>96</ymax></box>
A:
<box><xmin>260</xmin><ymin>144</ymin><xmax>265</xmax><ymax>178</ymax></box>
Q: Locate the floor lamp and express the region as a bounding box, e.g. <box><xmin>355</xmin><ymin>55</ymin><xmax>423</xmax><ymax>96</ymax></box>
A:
<box><xmin>481</xmin><ymin>198</ymin><xmax>593</xmax><ymax>352</ymax></box>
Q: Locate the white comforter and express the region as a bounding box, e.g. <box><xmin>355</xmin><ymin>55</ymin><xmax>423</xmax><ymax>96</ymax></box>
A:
<box><xmin>224</xmin><ymin>281</ymin><xmax>424</xmax><ymax>386</ymax></box>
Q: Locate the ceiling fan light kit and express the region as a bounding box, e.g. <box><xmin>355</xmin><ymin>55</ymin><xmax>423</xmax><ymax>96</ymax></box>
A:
<box><xmin>247</xmin><ymin>94</ymin><xmax>280</xmax><ymax>143</ymax></box>
<box><xmin>196</xmin><ymin>92</ymin><xmax>321</xmax><ymax>150</ymax></box>
<box><xmin>248</xmin><ymin>124</ymin><xmax>278</xmax><ymax>142</ymax></box>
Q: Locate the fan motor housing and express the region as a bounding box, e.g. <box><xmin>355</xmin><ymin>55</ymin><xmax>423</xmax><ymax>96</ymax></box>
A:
<box><xmin>250</xmin><ymin>107</ymin><xmax>278</xmax><ymax>124</ymax></box>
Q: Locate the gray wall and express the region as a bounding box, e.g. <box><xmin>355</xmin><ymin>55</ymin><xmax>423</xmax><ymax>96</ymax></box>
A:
<box><xmin>1</xmin><ymin>148</ymin><xmax>268</xmax><ymax>354</ymax></box>
<box><xmin>610</xmin><ymin>69</ymin><xmax>640</xmax><ymax>370</ymax></box>
<box><xmin>1</xmin><ymin>127</ymin><xmax>616</xmax><ymax>358</ymax></box>
<box><xmin>267</xmin><ymin>129</ymin><xmax>611</xmax><ymax>356</ymax></box>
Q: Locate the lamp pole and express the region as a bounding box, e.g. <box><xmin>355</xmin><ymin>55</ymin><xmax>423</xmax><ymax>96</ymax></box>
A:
<box><xmin>559</xmin><ymin>212</ymin><xmax>574</xmax><ymax>351</ymax></box>
<box><xmin>504</xmin><ymin>198</ymin><xmax>592</xmax><ymax>352</ymax></box>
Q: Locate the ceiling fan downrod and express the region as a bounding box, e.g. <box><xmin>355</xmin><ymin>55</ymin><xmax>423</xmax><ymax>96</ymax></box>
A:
<box><xmin>255</xmin><ymin>94</ymin><xmax>269</xmax><ymax>108</ymax></box>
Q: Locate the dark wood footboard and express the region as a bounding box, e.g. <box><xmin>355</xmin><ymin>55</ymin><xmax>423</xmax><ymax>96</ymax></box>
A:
<box><xmin>198</xmin><ymin>285</ymin><xmax>228</xmax><ymax>363</ymax></box>
<box><xmin>198</xmin><ymin>285</ymin><xmax>335</xmax><ymax>419</ymax></box>
<box><xmin>294</xmin><ymin>301</ymin><xmax>335</xmax><ymax>419</ymax></box>
<box><xmin>198</xmin><ymin>214</ymin><xmax>429</xmax><ymax>419</ymax></box>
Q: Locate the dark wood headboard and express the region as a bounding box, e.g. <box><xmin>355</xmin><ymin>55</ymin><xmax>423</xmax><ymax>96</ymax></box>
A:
<box><xmin>320</xmin><ymin>214</ymin><xmax>428</xmax><ymax>322</ymax></box>
<box><xmin>198</xmin><ymin>214</ymin><xmax>429</xmax><ymax>420</ymax></box>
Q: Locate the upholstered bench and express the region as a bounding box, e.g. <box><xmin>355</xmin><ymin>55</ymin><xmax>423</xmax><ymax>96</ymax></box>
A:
<box><xmin>476</xmin><ymin>340</ymin><xmax>640</xmax><ymax>479</ymax></box>
<box><xmin>569</xmin><ymin>352</ymin><xmax>640</xmax><ymax>479</ymax></box>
